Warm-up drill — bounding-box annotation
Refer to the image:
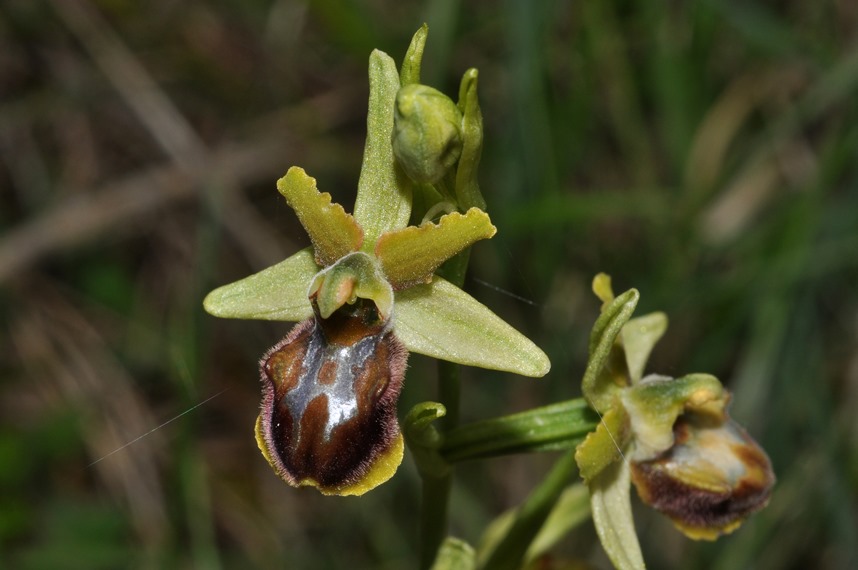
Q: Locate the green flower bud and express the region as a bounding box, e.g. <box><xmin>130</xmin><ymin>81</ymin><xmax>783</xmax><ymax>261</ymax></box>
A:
<box><xmin>392</xmin><ymin>84</ymin><xmax>463</xmax><ymax>184</ymax></box>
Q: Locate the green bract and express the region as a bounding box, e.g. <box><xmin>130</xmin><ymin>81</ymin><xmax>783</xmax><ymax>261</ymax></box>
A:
<box><xmin>203</xmin><ymin>27</ymin><xmax>550</xmax><ymax>497</ymax></box>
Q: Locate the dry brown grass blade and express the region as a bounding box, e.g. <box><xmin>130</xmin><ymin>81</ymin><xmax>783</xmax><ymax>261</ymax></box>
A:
<box><xmin>50</xmin><ymin>0</ymin><xmax>207</xmax><ymax>171</ymax></box>
<box><xmin>0</xmin><ymin>137</ymin><xmax>288</xmax><ymax>283</ymax></box>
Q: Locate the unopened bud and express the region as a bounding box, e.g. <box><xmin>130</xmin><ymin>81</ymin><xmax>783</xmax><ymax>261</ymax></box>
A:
<box><xmin>392</xmin><ymin>84</ymin><xmax>463</xmax><ymax>184</ymax></box>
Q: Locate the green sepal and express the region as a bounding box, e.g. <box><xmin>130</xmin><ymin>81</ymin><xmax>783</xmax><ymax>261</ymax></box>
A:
<box><xmin>403</xmin><ymin>402</ymin><xmax>450</xmax><ymax>479</ymax></box>
<box><xmin>400</xmin><ymin>24</ymin><xmax>428</xmax><ymax>86</ymax></box>
<box><xmin>430</xmin><ymin>537</ymin><xmax>476</xmax><ymax>570</ymax></box>
<box><xmin>454</xmin><ymin>68</ymin><xmax>486</xmax><ymax>211</ymax></box>
<box><xmin>621</xmin><ymin>373</ymin><xmax>728</xmax><ymax>461</ymax></box>
<box><xmin>308</xmin><ymin>251</ymin><xmax>394</xmax><ymax>320</ymax></box>
<box><xmin>376</xmin><ymin>208</ymin><xmax>496</xmax><ymax>289</ymax></box>
<box><xmin>622</xmin><ymin>312</ymin><xmax>668</xmax><ymax>385</ymax></box>
<box><xmin>394</xmin><ymin>276</ymin><xmax>550</xmax><ymax>377</ymax></box>
<box><xmin>202</xmin><ymin>248</ymin><xmax>317</xmax><ymax>321</ymax></box>
<box><xmin>441</xmin><ymin>399</ymin><xmax>597</xmax><ymax>463</ymax></box>
<box><xmin>582</xmin><ymin>288</ymin><xmax>640</xmax><ymax>411</ymax></box>
<box><xmin>276</xmin><ymin>166</ymin><xmax>363</xmax><ymax>267</ymax></box>
<box><xmin>589</xmin><ymin>460</ymin><xmax>646</xmax><ymax>570</ymax></box>
<box><xmin>574</xmin><ymin>405</ymin><xmax>631</xmax><ymax>483</ymax></box>
<box><xmin>354</xmin><ymin>49</ymin><xmax>412</xmax><ymax>247</ymax></box>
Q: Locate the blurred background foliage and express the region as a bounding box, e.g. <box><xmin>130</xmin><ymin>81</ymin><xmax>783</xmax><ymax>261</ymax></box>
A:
<box><xmin>1</xmin><ymin>0</ymin><xmax>857</xmax><ymax>568</ymax></box>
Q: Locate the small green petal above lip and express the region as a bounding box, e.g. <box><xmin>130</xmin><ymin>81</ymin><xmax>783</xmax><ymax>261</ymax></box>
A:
<box><xmin>394</xmin><ymin>276</ymin><xmax>550</xmax><ymax>377</ymax></box>
<box><xmin>202</xmin><ymin>248</ymin><xmax>317</xmax><ymax>322</ymax></box>
<box><xmin>622</xmin><ymin>312</ymin><xmax>668</xmax><ymax>384</ymax></box>
<box><xmin>375</xmin><ymin>207</ymin><xmax>496</xmax><ymax>289</ymax></box>
<box><xmin>277</xmin><ymin>166</ymin><xmax>363</xmax><ymax>267</ymax></box>
<box><xmin>354</xmin><ymin>49</ymin><xmax>412</xmax><ymax>247</ymax></box>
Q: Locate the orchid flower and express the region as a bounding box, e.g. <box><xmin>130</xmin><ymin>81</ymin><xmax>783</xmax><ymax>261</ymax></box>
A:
<box><xmin>575</xmin><ymin>274</ymin><xmax>775</xmax><ymax>569</ymax></box>
<box><xmin>203</xmin><ymin>27</ymin><xmax>549</xmax><ymax>497</ymax></box>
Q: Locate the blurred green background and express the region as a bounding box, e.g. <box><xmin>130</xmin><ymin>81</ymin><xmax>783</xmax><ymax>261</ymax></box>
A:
<box><xmin>2</xmin><ymin>1</ymin><xmax>857</xmax><ymax>568</ymax></box>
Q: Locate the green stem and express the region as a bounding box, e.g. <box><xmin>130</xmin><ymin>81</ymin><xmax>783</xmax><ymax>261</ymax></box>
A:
<box><xmin>418</xmin><ymin>331</ymin><xmax>461</xmax><ymax>570</ymax></box>
<box><xmin>420</xmin><ymin>469</ymin><xmax>453</xmax><ymax>569</ymax></box>
<box><xmin>413</xmin><ymin>398</ymin><xmax>596</xmax><ymax>567</ymax></box>
<box><xmin>420</xmin><ymin>249</ymin><xmax>470</xmax><ymax>569</ymax></box>
<box><xmin>442</xmin><ymin>398</ymin><xmax>597</xmax><ymax>463</ymax></box>
<box><xmin>438</xmin><ymin>360</ymin><xmax>461</xmax><ymax>430</ymax></box>
<box><xmin>480</xmin><ymin>450</ymin><xmax>580</xmax><ymax>570</ymax></box>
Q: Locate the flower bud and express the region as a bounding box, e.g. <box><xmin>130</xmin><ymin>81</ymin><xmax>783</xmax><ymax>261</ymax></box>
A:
<box><xmin>392</xmin><ymin>84</ymin><xmax>463</xmax><ymax>184</ymax></box>
<box><xmin>630</xmin><ymin>412</ymin><xmax>775</xmax><ymax>540</ymax></box>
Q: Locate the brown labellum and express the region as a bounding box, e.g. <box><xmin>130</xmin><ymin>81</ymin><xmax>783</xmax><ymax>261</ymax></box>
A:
<box><xmin>257</xmin><ymin>302</ymin><xmax>407</xmax><ymax>495</ymax></box>
<box><xmin>630</xmin><ymin>413</ymin><xmax>775</xmax><ymax>540</ymax></box>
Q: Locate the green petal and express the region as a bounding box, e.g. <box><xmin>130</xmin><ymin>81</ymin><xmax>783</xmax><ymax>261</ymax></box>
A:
<box><xmin>277</xmin><ymin>167</ymin><xmax>363</xmax><ymax>267</ymax></box>
<box><xmin>375</xmin><ymin>208</ymin><xmax>496</xmax><ymax>289</ymax></box>
<box><xmin>590</xmin><ymin>460</ymin><xmax>646</xmax><ymax>570</ymax></box>
<box><xmin>582</xmin><ymin>288</ymin><xmax>639</xmax><ymax>411</ymax></box>
<box><xmin>400</xmin><ymin>24</ymin><xmax>428</xmax><ymax>86</ymax></box>
<box><xmin>622</xmin><ymin>312</ymin><xmax>668</xmax><ymax>384</ymax></box>
<box><xmin>354</xmin><ymin>49</ymin><xmax>412</xmax><ymax>246</ymax></box>
<box><xmin>394</xmin><ymin>276</ymin><xmax>550</xmax><ymax>377</ymax></box>
<box><xmin>574</xmin><ymin>405</ymin><xmax>631</xmax><ymax>483</ymax></box>
<box><xmin>454</xmin><ymin>69</ymin><xmax>486</xmax><ymax>210</ymax></box>
<box><xmin>202</xmin><ymin>248</ymin><xmax>317</xmax><ymax>321</ymax></box>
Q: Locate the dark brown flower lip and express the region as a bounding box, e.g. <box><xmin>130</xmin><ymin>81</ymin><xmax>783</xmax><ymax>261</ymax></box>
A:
<box><xmin>631</xmin><ymin>459</ymin><xmax>773</xmax><ymax>535</ymax></box>
<box><xmin>257</xmin><ymin>305</ymin><xmax>408</xmax><ymax>494</ymax></box>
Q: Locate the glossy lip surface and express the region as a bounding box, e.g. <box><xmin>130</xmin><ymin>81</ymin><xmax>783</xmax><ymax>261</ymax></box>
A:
<box><xmin>282</xmin><ymin>331</ymin><xmax>379</xmax><ymax>442</ymax></box>
<box><xmin>258</xmin><ymin>304</ymin><xmax>407</xmax><ymax>492</ymax></box>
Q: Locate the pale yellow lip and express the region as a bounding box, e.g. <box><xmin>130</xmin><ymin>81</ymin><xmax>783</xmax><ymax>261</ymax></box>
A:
<box><xmin>631</xmin><ymin>415</ymin><xmax>775</xmax><ymax>540</ymax></box>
